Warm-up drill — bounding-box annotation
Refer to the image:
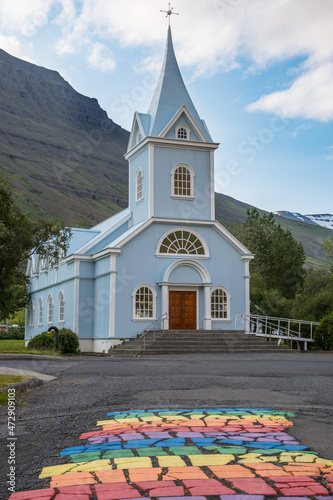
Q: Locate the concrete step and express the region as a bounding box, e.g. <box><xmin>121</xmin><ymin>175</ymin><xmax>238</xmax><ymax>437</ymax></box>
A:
<box><xmin>109</xmin><ymin>329</ymin><xmax>290</xmax><ymax>356</ymax></box>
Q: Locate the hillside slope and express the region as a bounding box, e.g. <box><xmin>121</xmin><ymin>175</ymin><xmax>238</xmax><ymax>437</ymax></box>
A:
<box><xmin>0</xmin><ymin>49</ymin><xmax>129</xmax><ymax>227</ymax></box>
<box><xmin>215</xmin><ymin>192</ymin><xmax>332</xmax><ymax>269</ymax></box>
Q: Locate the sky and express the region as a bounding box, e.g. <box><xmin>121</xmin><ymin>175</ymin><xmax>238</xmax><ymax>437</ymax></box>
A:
<box><xmin>0</xmin><ymin>0</ymin><xmax>332</xmax><ymax>215</ymax></box>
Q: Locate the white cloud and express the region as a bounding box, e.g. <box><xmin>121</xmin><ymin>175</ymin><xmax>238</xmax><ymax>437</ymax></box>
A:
<box><xmin>247</xmin><ymin>63</ymin><xmax>333</xmax><ymax>122</ymax></box>
<box><xmin>1</xmin><ymin>0</ymin><xmax>333</xmax><ymax>121</ymax></box>
<box><xmin>87</xmin><ymin>42</ymin><xmax>115</xmax><ymax>72</ymax></box>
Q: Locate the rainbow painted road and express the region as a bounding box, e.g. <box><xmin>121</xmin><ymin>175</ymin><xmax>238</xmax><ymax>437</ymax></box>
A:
<box><xmin>9</xmin><ymin>409</ymin><xmax>333</xmax><ymax>499</ymax></box>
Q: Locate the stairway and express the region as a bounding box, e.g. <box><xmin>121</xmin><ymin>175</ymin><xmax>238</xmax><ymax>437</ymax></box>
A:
<box><xmin>109</xmin><ymin>330</ymin><xmax>290</xmax><ymax>356</ymax></box>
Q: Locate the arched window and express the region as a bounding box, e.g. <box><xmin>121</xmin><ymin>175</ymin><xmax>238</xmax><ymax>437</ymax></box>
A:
<box><xmin>58</xmin><ymin>292</ymin><xmax>65</xmax><ymax>323</ymax></box>
<box><xmin>47</xmin><ymin>295</ymin><xmax>53</xmax><ymax>325</ymax></box>
<box><xmin>133</xmin><ymin>285</ymin><xmax>156</xmax><ymax>320</ymax></box>
<box><xmin>211</xmin><ymin>287</ymin><xmax>230</xmax><ymax>320</ymax></box>
<box><xmin>158</xmin><ymin>229</ymin><xmax>207</xmax><ymax>256</ymax></box>
<box><xmin>171</xmin><ymin>163</ymin><xmax>194</xmax><ymax>198</ymax></box>
<box><xmin>29</xmin><ymin>300</ymin><xmax>34</xmax><ymax>328</ymax></box>
<box><xmin>175</xmin><ymin>124</ymin><xmax>190</xmax><ymax>140</ymax></box>
<box><xmin>38</xmin><ymin>298</ymin><xmax>43</xmax><ymax>326</ymax></box>
<box><xmin>136</xmin><ymin>168</ymin><xmax>143</xmax><ymax>202</ymax></box>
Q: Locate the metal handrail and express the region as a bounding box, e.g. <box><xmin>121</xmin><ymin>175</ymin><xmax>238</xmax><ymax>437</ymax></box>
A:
<box><xmin>139</xmin><ymin>313</ymin><xmax>168</xmax><ymax>349</ymax></box>
<box><xmin>235</xmin><ymin>313</ymin><xmax>319</xmax><ymax>350</ymax></box>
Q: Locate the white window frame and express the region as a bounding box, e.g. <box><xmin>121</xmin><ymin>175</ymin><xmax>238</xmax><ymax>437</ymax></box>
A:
<box><xmin>175</xmin><ymin>124</ymin><xmax>190</xmax><ymax>140</ymax></box>
<box><xmin>58</xmin><ymin>291</ymin><xmax>65</xmax><ymax>323</ymax></box>
<box><xmin>132</xmin><ymin>284</ymin><xmax>157</xmax><ymax>322</ymax></box>
<box><xmin>38</xmin><ymin>298</ymin><xmax>43</xmax><ymax>326</ymax></box>
<box><xmin>156</xmin><ymin>227</ymin><xmax>209</xmax><ymax>258</ymax></box>
<box><xmin>135</xmin><ymin>168</ymin><xmax>144</xmax><ymax>202</ymax></box>
<box><xmin>171</xmin><ymin>163</ymin><xmax>194</xmax><ymax>199</ymax></box>
<box><xmin>47</xmin><ymin>295</ymin><xmax>53</xmax><ymax>325</ymax></box>
<box><xmin>29</xmin><ymin>300</ymin><xmax>34</xmax><ymax>328</ymax></box>
<box><xmin>211</xmin><ymin>286</ymin><xmax>231</xmax><ymax>322</ymax></box>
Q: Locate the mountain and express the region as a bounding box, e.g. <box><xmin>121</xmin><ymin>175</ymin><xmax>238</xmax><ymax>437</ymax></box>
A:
<box><xmin>274</xmin><ymin>211</ymin><xmax>333</xmax><ymax>230</ymax></box>
<box><xmin>0</xmin><ymin>49</ymin><xmax>129</xmax><ymax>228</ymax></box>
<box><xmin>215</xmin><ymin>194</ymin><xmax>332</xmax><ymax>269</ymax></box>
<box><xmin>0</xmin><ymin>49</ymin><xmax>331</xmax><ymax>269</ymax></box>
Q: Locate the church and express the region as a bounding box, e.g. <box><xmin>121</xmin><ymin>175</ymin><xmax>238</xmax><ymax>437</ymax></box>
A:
<box><xmin>25</xmin><ymin>25</ymin><xmax>253</xmax><ymax>353</ymax></box>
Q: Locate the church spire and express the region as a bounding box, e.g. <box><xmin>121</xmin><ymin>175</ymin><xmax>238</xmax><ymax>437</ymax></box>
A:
<box><xmin>147</xmin><ymin>26</ymin><xmax>211</xmax><ymax>140</ymax></box>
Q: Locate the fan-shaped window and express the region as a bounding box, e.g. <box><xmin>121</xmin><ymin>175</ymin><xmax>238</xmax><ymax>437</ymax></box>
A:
<box><xmin>133</xmin><ymin>285</ymin><xmax>156</xmax><ymax>320</ymax></box>
<box><xmin>211</xmin><ymin>287</ymin><xmax>230</xmax><ymax>320</ymax></box>
<box><xmin>29</xmin><ymin>300</ymin><xmax>34</xmax><ymax>328</ymax></box>
<box><xmin>136</xmin><ymin>168</ymin><xmax>143</xmax><ymax>202</ymax></box>
<box><xmin>38</xmin><ymin>298</ymin><xmax>43</xmax><ymax>326</ymax></box>
<box><xmin>171</xmin><ymin>163</ymin><xmax>194</xmax><ymax>198</ymax></box>
<box><xmin>175</xmin><ymin>125</ymin><xmax>190</xmax><ymax>140</ymax></box>
<box><xmin>47</xmin><ymin>295</ymin><xmax>53</xmax><ymax>325</ymax></box>
<box><xmin>159</xmin><ymin>229</ymin><xmax>205</xmax><ymax>255</ymax></box>
<box><xmin>58</xmin><ymin>291</ymin><xmax>65</xmax><ymax>323</ymax></box>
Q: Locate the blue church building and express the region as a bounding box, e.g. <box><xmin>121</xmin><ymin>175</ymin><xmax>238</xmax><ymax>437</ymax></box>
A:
<box><xmin>26</xmin><ymin>27</ymin><xmax>253</xmax><ymax>353</ymax></box>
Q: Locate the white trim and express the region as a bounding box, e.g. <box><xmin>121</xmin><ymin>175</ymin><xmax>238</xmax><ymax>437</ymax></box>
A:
<box><xmin>175</xmin><ymin>124</ymin><xmax>190</xmax><ymax>140</ymax></box>
<box><xmin>109</xmin><ymin>255</ymin><xmax>117</xmax><ymax>337</ymax></box>
<box><xmin>171</xmin><ymin>163</ymin><xmax>194</xmax><ymax>199</ymax></box>
<box><xmin>149</xmin><ymin>144</ymin><xmax>154</xmax><ymax>217</ymax></box>
<box><xmin>210</xmin><ymin>285</ymin><xmax>231</xmax><ymax>322</ymax></box>
<box><xmin>132</xmin><ymin>283</ymin><xmax>157</xmax><ymax>322</ymax></box>
<box><xmin>210</xmin><ymin>150</ymin><xmax>215</xmax><ymax>220</ymax></box>
<box><xmin>89</xmin><ymin>217</ymin><xmax>253</xmax><ymax>259</ymax></box>
<box><xmin>75</xmin><ymin>210</ymin><xmax>131</xmax><ymax>255</ymax></box>
<box><xmin>73</xmin><ymin>260</ymin><xmax>80</xmax><ymax>334</ymax></box>
<box><xmin>127</xmin><ymin>112</ymin><xmax>146</xmax><ymax>153</ymax></box>
<box><xmin>159</xmin><ymin>105</ymin><xmax>208</xmax><ymax>142</ymax></box>
<box><xmin>125</xmin><ymin>136</ymin><xmax>219</xmax><ymax>160</ymax></box>
<box><xmin>163</xmin><ymin>259</ymin><xmax>211</xmax><ymax>284</ymax></box>
<box><xmin>156</xmin><ymin>227</ymin><xmax>210</xmax><ymax>258</ymax></box>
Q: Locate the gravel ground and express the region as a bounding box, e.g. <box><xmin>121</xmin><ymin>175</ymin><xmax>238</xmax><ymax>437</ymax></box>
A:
<box><xmin>0</xmin><ymin>351</ymin><xmax>332</xmax><ymax>498</ymax></box>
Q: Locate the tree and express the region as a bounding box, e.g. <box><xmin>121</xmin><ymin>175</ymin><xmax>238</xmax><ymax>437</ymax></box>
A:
<box><xmin>291</xmin><ymin>268</ymin><xmax>333</xmax><ymax>321</ymax></box>
<box><xmin>321</xmin><ymin>238</ymin><xmax>333</xmax><ymax>272</ymax></box>
<box><xmin>234</xmin><ymin>208</ymin><xmax>306</xmax><ymax>314</ymax></box>
<box><xmin>0</xmin><ymin>175</ymin><xmax>71</xmax><ymax>319</ymax></box>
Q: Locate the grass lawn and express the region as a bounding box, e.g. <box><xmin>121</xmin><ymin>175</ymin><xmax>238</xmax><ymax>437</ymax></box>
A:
<box><xmin>0</xmin><ymin>339</ymin><xmax>58</xmax><ymax>355</ymax></box>
<box><xmin>0</xmin><ymin>374</ymin><xmax>33</xmax><ymax>405</ymax></box>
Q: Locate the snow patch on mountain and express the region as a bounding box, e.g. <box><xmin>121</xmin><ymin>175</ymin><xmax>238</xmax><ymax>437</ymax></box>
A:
<box><xmin>274</xmin><ymin>211</ymin><xmax>333</xmax><ymax>229</ymax></box>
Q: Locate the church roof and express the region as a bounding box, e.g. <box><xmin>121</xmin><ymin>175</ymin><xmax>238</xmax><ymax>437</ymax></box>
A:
<box><xmin>147</xmin><ymin>26</ymin><xmax>211</xmax><ymax>141</ymax></box>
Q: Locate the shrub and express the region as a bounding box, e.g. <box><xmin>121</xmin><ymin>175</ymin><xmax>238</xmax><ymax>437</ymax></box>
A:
<box><xmin>27</xmin><ymin>328</ymin><xmax>80</xmax><ymax>354</ymax></box>
<box><xmin>27</xmin><ymin>331</ymin><xmax>55</xmax><ymax>350</ymax></box>
<box><xmin>313</xmin><ymin>312</ymin><xmax>333</xmax><ymax>350</ymax></box>
<box><xmin>0</xmin><ymin>327</ymin><xmax>24</xmax><ymax>340</ymax></box>
<box><xmin>58</xmin><ymin>328</ymin><xmax>80</xmax><ymax>354</ymax></box>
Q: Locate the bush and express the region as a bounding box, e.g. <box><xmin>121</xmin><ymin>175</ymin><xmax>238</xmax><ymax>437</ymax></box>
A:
<box><xmin>313</xmin><ymin>312</ymin><xmax>333</xmax><ymax>350</ymax></box>
<box><xmin>27</xmin><ymin>328</ymin><xmax>80</xmax><ymax>354</ymax></box>
<box><xmin>27</xmin><ymin>331</ymin><xmax>55</xmax><ymax>350</ymax></box>
<box><xmin>58</xmin><ymin>328</ymin><xmax>80</xmax><ymax>354</ymax></box>
<box><xmin>0</xmin><ymin>327</ymin><xmax>24</xmax><ymax>340</ymax></box>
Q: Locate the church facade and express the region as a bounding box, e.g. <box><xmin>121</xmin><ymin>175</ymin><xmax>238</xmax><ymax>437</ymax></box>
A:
<box><xmin>25</xmin><ymin>27</ymin><xmax>253</xmax><ymax>353</ymax></box>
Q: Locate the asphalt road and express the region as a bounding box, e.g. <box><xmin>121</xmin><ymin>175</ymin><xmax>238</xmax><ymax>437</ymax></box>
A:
<box><xmin>0</xmin><ymin>351</ymin><xmax>332</xmax><ymax>497</ymax></box>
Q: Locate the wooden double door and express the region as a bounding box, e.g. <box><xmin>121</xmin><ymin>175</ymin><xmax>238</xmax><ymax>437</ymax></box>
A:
<box><xmin>169</xmin><ymin>290</ymin><xmax>197</xmax><ymax>330</ymax></box>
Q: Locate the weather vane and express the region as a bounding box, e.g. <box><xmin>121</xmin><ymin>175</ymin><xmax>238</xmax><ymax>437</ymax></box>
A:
<box><xmin>160</xmin><ymin>3</ymin><xmax>179</xmax><ymax>25</ymax></box>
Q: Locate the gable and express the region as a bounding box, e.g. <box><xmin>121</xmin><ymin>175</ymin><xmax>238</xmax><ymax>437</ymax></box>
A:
<box><xmin>159</xmin><ymin>105</ymin><xmax>210</xmax><ymax>142</ymax></box>
<box><xmin>127</xmin><ymin>112</ymin><xmax>149</xmax><ymax>152</ymax></box>
<box><xmin>163</xmin><ymin>113</ymin><xmax>201</xmax><ymax>141</ymax></box>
